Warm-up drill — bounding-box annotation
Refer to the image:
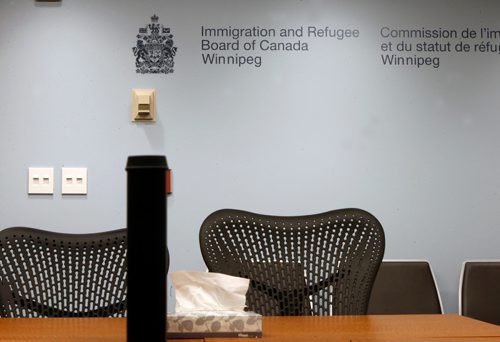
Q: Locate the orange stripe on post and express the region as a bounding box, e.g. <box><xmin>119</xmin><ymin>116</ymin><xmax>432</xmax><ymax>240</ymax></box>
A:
<box><xmin>166</xmin><ymin>169</ymin><xmax>172</xmax><ymax>194</ymax></box>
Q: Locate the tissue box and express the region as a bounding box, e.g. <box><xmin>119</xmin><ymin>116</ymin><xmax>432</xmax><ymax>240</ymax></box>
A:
<box><xmin>167</xmin><ymin>310</ymin><xmax>262</xmax><ymax>338</ymax></box>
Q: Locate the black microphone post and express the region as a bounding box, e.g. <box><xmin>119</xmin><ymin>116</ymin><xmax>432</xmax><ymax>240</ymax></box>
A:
<box><xmin>126</xmin><ymin>155</ymin><xmax>168</xmax><ymax>342</ymax></box>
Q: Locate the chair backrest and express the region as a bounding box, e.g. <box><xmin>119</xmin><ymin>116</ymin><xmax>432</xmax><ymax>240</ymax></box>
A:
<box><xmin>0</xmin><ymin>227</ymin><xmax>127</xmax><ymax>317</ymax></box>
<box><xmin>460</xmin><ymin>260</ymin><xmax>500</xmax><ymax>325</ymax></box>
<box><xmin>199</xmin><ymin>208</ymin><xmax>385</xmax><ymax>316</ymax></box>
<box><xmin>367</xmin><ymin>260</ymin><xmax>443</xmax><ymax>315</ymax></box>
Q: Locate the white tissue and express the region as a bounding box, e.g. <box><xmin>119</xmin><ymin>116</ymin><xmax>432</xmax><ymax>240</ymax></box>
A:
<box><xmin>170</xmin><ymin>271</ymin><xmax>249</xmax><ymax>313</ymax></box>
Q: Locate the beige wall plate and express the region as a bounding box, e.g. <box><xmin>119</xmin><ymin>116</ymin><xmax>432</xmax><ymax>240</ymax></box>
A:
<box><xmin>131</xmin><ymin>89</ymin><xmax>156</xmax><ymax>122</ymax></box>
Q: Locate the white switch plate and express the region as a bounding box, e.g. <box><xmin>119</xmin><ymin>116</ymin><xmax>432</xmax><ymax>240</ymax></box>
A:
<box><xmin>61</xmin><ymin>167</ymin><xmax>87</xmax><ymax>195</ymax></box>
<box><xmin>28</xmin><ymin>167</ymin><xmax>54</xmax><ymax>194</ymax></box>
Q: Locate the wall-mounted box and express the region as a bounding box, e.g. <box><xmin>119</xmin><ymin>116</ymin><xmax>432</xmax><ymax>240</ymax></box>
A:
<box><xmin>131</xmin><ymin>89</ymin><xmax>156</xmax><ymax>122</ymax></box>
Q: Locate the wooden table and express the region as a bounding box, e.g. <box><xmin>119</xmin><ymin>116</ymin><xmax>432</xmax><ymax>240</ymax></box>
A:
<box><xmin>206</xmin><ymin>314</ymin><xmax>500</xmax><ymax>342</ymax></box>
<box><xmin>0</xmin><ymin>314</ymin><xmax>499</xmax><ymax>341</ymax></box>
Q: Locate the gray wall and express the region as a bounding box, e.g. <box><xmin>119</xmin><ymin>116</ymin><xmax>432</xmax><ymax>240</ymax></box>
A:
<box><xmin>1</xmin><ymin>0</ymin><xmax>500</xmax><ymax>313</ymax></box>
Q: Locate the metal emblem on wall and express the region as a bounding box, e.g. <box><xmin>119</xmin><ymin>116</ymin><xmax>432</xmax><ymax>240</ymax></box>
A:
<box><xmin>133</xmin><ymin>15</ymin><xmax>177</xmax><ymax>74</ymax></box>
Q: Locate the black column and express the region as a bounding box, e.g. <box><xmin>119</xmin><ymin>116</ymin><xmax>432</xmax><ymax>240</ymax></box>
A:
<box><xmin>126</xmin><ymin>155</ymin><xmax>168</xmax><ymax>342</ymax></box>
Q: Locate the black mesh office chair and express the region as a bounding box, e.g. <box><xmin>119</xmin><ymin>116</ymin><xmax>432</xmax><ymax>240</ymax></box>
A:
<box><xmin>460</xmin><ymin>261</ymin><xmax>500</xmax><ymax>325</ymax></box>
<box><xmin>0</xmin><ymin>227</ymin><xmax>127</xmax><ymax>317</ymax></box>
<box><xmin>199</xmin><ymin>208</ymin><xmax>385</xmax><ymax>316</ymax></box>
<box><xmin>367</xmin><ymin>260</ymin><xmax>443</xmax><ymax>315</ymax></box>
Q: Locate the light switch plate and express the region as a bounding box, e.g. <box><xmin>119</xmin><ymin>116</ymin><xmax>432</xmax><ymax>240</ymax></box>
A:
<box><xmin>61</xmin><ymin>167</ymin><xmax>87</xmax><ymax>195</ymax></box>
<box><xmin>28</xmin><ymin>167</ymin><xmax>54</xmax><ymax>194</ymax></box>
<box><xmin>131</xmin><ymin>88</ymin><xmax>156</xmax><ymax>122</ymax></box>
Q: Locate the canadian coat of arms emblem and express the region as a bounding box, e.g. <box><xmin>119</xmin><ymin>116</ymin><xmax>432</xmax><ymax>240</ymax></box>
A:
<box><xmin>133</xmin><ymin>15</ymin><xmax>177</xmax><ymax>74</ymax></box>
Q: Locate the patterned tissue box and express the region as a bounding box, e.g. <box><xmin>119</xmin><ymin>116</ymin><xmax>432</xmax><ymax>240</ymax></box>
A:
<box><xmin>167</xmin><ymin>310</ymin><xmax>262</xmax><ymax>338</ymax></box>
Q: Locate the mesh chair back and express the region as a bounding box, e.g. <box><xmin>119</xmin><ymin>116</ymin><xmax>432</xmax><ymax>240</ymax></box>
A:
<box><xmin>0</xmin><ymin>227</ymin><xmax>127</xmax><ymax>317</ymax></box>
<box><xmin>199</xmin><ymin>208</ymin><xmax>385</xmax><ymax>316</ymax></box>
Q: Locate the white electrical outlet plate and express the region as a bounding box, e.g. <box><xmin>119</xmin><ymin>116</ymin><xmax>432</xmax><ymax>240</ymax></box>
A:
<box><xmin>61</xmin><ymin>167</ymin><xmax>87</xmax><ymax>195</ymax></box>
<box><xmin>28</xmin><ymin>167</ymin><xmax>54</xmax><ymax>194</ymax></box>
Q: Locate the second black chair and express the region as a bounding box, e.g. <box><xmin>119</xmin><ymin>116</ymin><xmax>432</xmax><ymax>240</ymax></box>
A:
<box><xmin>367</xmin><ymin>260</ymin><xmax>443</xmax><ymax>315</ymax></box>
<box><xmin>460</xmin><ymin>260</ymin><xmax>500</xmax><ymax>325</ymax></box>
<box><xmin>199</xmin><ymin>208</ymin><xmax>385</xmax><ymax>316</ymax></box>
